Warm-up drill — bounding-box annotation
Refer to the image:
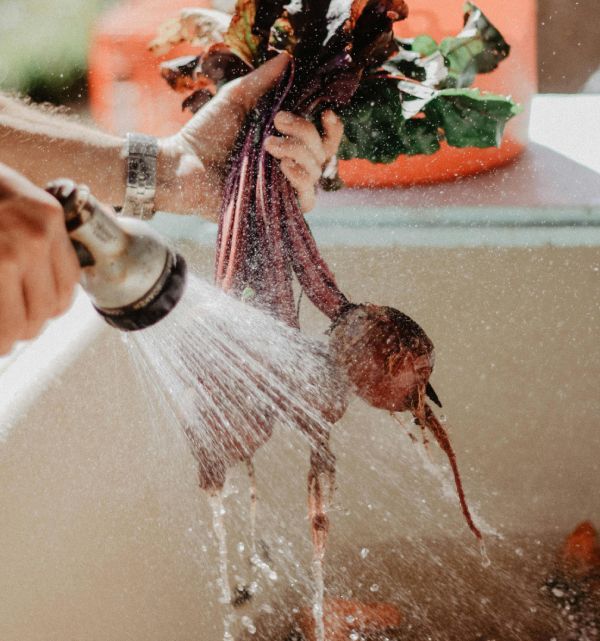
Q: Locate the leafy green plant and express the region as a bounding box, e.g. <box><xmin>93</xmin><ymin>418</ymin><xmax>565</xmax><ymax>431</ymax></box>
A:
<box><xmin>338</xmin><ymin>2</ymin><xmax>519</xmax><ymax>162</ymax></box>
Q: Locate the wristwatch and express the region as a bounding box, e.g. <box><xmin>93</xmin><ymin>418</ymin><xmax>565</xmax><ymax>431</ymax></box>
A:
<box><xmin>122</xmin><ymin>133</ymin><xmax>159</xmax><ymax>220</ymax></box>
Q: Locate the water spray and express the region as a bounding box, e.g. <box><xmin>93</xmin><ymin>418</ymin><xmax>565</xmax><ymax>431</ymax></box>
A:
<box><xmin>46</xmin><ymin>179</ymin><xmax>187</xmax><ymax>331</ymax></box>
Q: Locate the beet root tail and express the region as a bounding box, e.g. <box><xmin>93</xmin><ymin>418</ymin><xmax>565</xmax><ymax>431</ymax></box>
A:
<box><xmin>419</xmin><ymin>403</ymin><xmax>482</xmax><ymax>541</ymax></box>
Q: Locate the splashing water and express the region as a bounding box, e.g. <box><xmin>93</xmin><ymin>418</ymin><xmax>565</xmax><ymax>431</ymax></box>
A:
<box><xmin>479</xmin><ymin>538</ymin><xmax>492</xmax><ymax>568</ymax></box>
<box><xmin>247</xmin><ymin>460</ymin><xmax>258</xmax><ymax>557</ymax></box>
<box><xmin>124</xmin><ymin>273</ymin><xmax>343</xmax><ymax>491</ymax></box>
<box><xmin>391</xmin><ymin>411</ymin><xmax>501</xmax><ymax>546</ymax></box>
<box><xmin>312</xmin><ymin>557</ymin><xmax>326</xmax><ymax>641</ymax></box>
<box><xmin>121</xmin><ymin>272</ymin><xmax>502</xmax><ymax>640</ymax></box>
<box><xmin>307</xmin><ymin>458</ymin><xmax>335</xmax><ymax>641</ymax></box>
<box><xmin>123</xmin><ymin>273</ymin><xmax>341</xmax><ymax>641</ymax></box>
<box><xmin>208</xmin><ymin>493</ymin><xmax>235</xmax><ymax>641</ymax></box>
<box><xmin>208</xmin><ymin>493</ymin><xmax>232</xmax><ymax>606</ymax></box>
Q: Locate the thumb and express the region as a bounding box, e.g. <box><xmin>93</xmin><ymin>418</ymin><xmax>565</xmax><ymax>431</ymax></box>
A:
<box><xmin>235</xmin><ymin>52</ymin><xmax>290</xmax><ymax>109</ymax></box>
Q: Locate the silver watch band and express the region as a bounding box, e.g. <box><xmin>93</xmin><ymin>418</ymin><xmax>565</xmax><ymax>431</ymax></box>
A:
<box><xmin>122</xmin><ymin>133</ymin><xmax>159</xmax><ymax>220</ymax></box>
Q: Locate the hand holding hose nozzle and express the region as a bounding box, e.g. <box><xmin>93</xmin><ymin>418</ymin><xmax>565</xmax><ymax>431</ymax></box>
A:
<box><xmin>46</xmin><ymin>180</ymin><xmax>187</xmax><ymax>331</ymax></box>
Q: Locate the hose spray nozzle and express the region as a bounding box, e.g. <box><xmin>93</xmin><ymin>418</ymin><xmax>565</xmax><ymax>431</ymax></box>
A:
<box><xmin>46</xmin><ymin>179</ymin><xmax>187</xmax><ymax>331</ymax></box>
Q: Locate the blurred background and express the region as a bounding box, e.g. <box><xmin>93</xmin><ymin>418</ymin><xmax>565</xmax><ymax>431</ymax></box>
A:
<box><xmin>0</xmin><ymin>0</ymin><xmax>109</xmax><ymax>104</ymax></box>
<box><xmin>0</xmin><ymin>0</ymin><xmax>599</xmax><ymax>107</ymax></box>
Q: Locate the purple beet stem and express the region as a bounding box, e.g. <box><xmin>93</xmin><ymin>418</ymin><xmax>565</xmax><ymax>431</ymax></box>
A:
<box><xmin>215</xmin><ymin>65</ymin><xmax>348</xmax><ymax>324</ymax></box>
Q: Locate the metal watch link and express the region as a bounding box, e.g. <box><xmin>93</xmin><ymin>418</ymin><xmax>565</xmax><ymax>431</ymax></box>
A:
<box><xmin>122</xmin><ymin>133</ymin><xmax>159</xmax><ymax>220</ymax></box>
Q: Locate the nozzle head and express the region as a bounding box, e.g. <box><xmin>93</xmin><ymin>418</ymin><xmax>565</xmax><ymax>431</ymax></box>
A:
<box><xmin>97</xmin><ymin>252</ymin><xmax>187</xmax><ymax>331</ymax></box>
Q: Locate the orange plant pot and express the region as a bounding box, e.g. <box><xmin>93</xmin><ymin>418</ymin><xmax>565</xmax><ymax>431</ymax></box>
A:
<box><xmin>339</xmin><ymin>0</ymin><xmax>538</xmax><ymax>187</ymax></box>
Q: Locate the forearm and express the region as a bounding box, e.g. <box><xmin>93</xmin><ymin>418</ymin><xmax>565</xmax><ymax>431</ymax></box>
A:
<box><xmin>0</xmin><ymin>95</ymin><xmax>215</xmax><ymax>217</ymax></box>
<box><xmin>0</xmin><ymin>94</ymin><xmax>125</xmax><ymax>205</ymax></box>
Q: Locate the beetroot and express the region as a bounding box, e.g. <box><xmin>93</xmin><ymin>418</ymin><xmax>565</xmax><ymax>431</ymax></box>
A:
<box><xmin>330</xmin><ymin>303</ymin><xmax>435</xmax><ymax>413</ymax></box>
<box><xmin>330</xmin><ymin>302</ymin><xmax>482</xmax><ymax>540</ymax></box>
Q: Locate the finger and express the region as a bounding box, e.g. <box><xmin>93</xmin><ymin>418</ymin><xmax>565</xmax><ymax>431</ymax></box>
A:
<box><xmin>273</xmin><ymin>112</ymin><xmax>327</xmax><ymax>167</ymax></box>
<box><xmin>0</xmin><ymin>263</ymin><xmax>27</xmax><ymax>354</ymax></box>
<box><xmin>21</xmin><ymin>248</ymin><xmax>57</xmax><ymax>340</ymax></box>
<box><xmin>298</xmin><ymin>189</ymin><xmax>316</xmax><ymax>213</ymax></box>
<box><xmin>234</xmin><ymin>52</ymin><xmax>290</xmax><ymax>110</ymax></box>
<box><xmin>280</xmin><ymin>158</ymin><xmax>316</xmax><ymax>213</ymax></box>
<box><xmin>50</xmin><ymin>236</ymin><xmax>80</xmax><ymax>316</ymax></box>
<box><xmin>321</xmin><ymin>110</ymin><xmax>344</xmax><ymax>159</ymax></box>
<box><xmin>41</xmin><ymin>200</ymin><xmax>79</xmax><ymax>316</ymax></box>
<box><xmin>264</xmin><ymin>137</ymin><xmax>322</xmax><ymax>183</ymax></box>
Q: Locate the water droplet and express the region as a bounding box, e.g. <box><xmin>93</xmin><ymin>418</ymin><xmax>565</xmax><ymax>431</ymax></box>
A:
<box><xmin>237</xmin><ymin>542</ymin><xmax>245</xmax><ymax>554</ymax></box>
<box><xmin>345</xmin><ymin>615</ymin><xmax>355</xmax><ymax>624</ymax></box>
<box><xmin>349</xmin><ymin>632</ymin><xmax>360</xmax><ymax>641</ymax></box>
<box><xmin>479</xmin><ymin>540</ymin><xmax>491</xmax><ymax>568</ymax></box>
<box><xmin>370</xmin><ymin>583</ymin><xmax>380</xmax><ymax>592</ymax></box>
<box><xmin>360</xmin><ymin>547</ymin><xmax>369</xmax><ymax>559</ymax></box>
<box><xmin>241</xmin><ymin>616</ymin><xmax>256</xmax><ymax>634</ymax></box>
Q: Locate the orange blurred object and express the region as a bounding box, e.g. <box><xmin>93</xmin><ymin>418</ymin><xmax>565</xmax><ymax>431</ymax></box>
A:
<box><xmin>88</xmin><ymin>0</ymin><xmax>211</xmax><ymax>136</ymax></box>
<box><xmin>560</xmin><ymin>521</ymin><xmax>600</xmax><ymax>578</ymax></box>
<box><xmin>89</xmin><ymin>0</ymin><xmax>537</xmax><ymax>184</ymax></box>
<box><xmin>294</xmin><ymin>598</ymin><xmax>403</xmax><ymax>641</ymax></box>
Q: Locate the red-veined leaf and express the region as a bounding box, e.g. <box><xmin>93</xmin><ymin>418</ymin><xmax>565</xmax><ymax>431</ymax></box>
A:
<box><xmin>223</xmin><ymin>0</ymin><xmax>262</xmax><ymax>67</ymax></box>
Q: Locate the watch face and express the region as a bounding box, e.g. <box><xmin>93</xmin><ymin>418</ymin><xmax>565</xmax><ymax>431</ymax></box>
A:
<box><xmin>124</xmin><ymin>134</ymin><xmax>158</xmax><ymax>219</ymax></box>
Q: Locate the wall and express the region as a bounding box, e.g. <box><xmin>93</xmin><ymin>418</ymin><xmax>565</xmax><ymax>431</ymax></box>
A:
<box><xmin>0</xmin><ymin>243</ymin><xmax>598</xmax><ymax>640</ymax></box>
<box><xmin>538</xmin><ymin>0</ymin><xmax>600</xmax><ymax>92</ymax></box>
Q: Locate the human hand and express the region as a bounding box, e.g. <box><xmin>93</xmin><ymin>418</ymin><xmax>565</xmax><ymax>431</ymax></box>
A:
<box><xmin>158</xmin><ymin>53</ymin><xmax>343</xmax><ymax>217</ymax></box>
<box><xmin>0</xmin><ymin>164</ymin><xmax>80</xmax><ymax>355</ymax></box>
<box><xmin>264</xmin><ymin>110</ymin><xmax>343</xmax><ymax>212</ymax></box>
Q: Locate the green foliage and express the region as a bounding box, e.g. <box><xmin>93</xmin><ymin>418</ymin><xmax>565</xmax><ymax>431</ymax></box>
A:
<box><xmin>338</xmin><ymin>80</ymin><xmax>520</xmax><ymax>162</ymax></box>
<box><xmin>338</xmin><ymin>3</ymin><xmax>519</xmax><ymax>163</ymax></box>
<box><xmin>425</xmin><ymin>89</ymin><xmax>522</xmax><ymax>148</ymax></box>
<box><xmin>386</xmin><ymin>3</ymin><xmax>510</xmax><ymax>90</ymax></box>
<box><xmin>438</xmin><ymin>2</ymin><xmax>510</xmax><ymax>88</ymax></box>
<box><xmin>411</xmin><ymin>35</ymin><xmax>438</xmax><ymax>57</ymax></box>
<box><xmin>338</xmin><ymin>78</ymin><xmax>440</xmax><ymax>163</ymax></box>
<box><xmin>223</xmin><ymin>0</ymin><xmax>263</xmax><ymax>66</ymax></box>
